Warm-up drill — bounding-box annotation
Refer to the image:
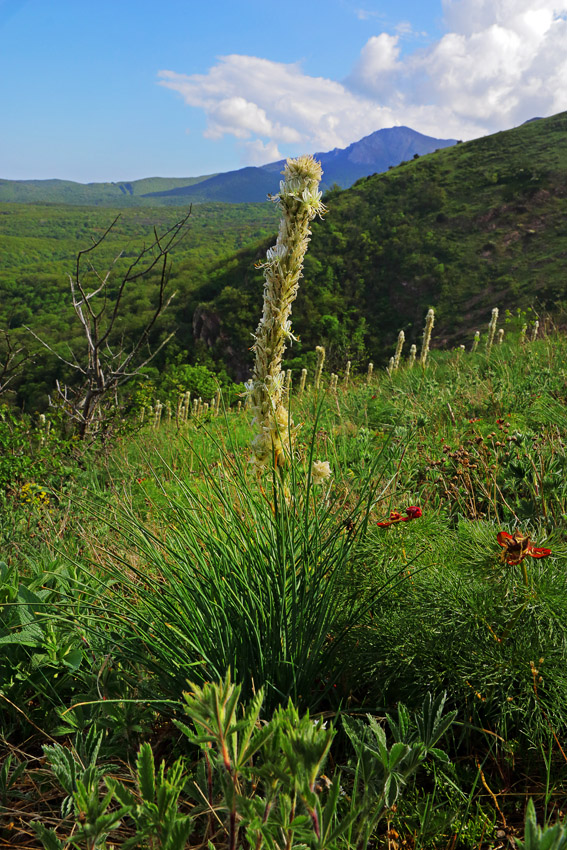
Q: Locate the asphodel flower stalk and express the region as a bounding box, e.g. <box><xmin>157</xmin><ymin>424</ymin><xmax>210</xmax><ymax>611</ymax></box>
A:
<box><xmin>314</xmin><ymin>345</ymin><xmax>326</xmax><ymax>391</ymax></box>
<box><xmin>366</xmin><ymin>362</ymin><xmax>374</xmax><ymax>384</ymax></box>
<box><xmin>420</xmin><ymin>308</ymin><xmax>435</xmax><ymax>367</ymax></box>
<box><xmin>284</xmin><ymin>369</ymin><xmax>292</xmax><ymax>404</ymax></box>
<box><xmin>393</xmin><ymin>330</ymin><xmax>405</xmax><ymax>370</ymax></box>
<box><xmin>246</xmin><ymin>155</ymin><xmax>325</xmax><ymax>467</ymax></box>
<box><xmin>486</xmin><ymin>307</ymin><xmax>498</xmax><ymax>355</ymax></box>
<box><xmin>497</xmin><ymin>328</ymin><xmax>504</xmax><ymax>345</ymax></box>
<box><xmin>531</xmin><ymin>320</ymin><xmax>539</xmax><ymax>342</ymax></box>
<box><xmin>519</xmin><ymin>323</ymin><xmax>527</xmax><ymax>345</ymax></box>
<box><xmin>343</xmin><ymin>360</ymin><xmax>351</xmax><ymax>387</ymax></box>
<box><xmin>299</xmin><ymin>367</ymin><xmax>307</xmax><ymax>395</ymax></box>
<box><xmin>408</xmin><ymin>345</ymin><xmax>417</xmax><ymax>367</ymax></box>
<box><xmin>387</xmin><ymin>356</ymin><xmax>395</xmax><ymax>376</ymax></box>
<box><xmin>471</xmin><ymin>330</ymin><xmax>480</xmax><ymax>353</ymax></box>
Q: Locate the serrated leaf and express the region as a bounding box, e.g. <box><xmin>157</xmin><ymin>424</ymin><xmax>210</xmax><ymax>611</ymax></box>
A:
<box><xmin>30</xmin><ymin>822</ymin><xmax>65</xmax><ymax>850</ymax></box>
<box><xmin>107</xmin><ymin>777</ymin><xmax>135</xmax><ymax>808</ymax></box>
<box><xmin>164</xmin><ymin>817</ymin><xmax>193</xmax><ymax>850</ymax></box>
<box><xmin>136</xmin><ymin>742</ymin><xmax>156</xmax><ymax>803</ymax></box>
<box><xmin>388</xmin><ymin>742</ymin><xmax>410</xmax><ymax>769</ymax></box>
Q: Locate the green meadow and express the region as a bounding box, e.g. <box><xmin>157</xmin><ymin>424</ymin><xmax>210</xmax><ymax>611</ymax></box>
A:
<box><xmin>2</xmin><ymin>114</ymin><xmax>567</xmax><ymax>850</ymax></box>
<box><xmin>2</xmin><ymin>327</ymin><xmax>567</xmax><ymax>849</ymax></box>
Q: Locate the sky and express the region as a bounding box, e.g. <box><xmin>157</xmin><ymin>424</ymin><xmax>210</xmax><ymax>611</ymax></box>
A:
<box><xmin>1</xmin><ymin>0</ymin><xmax>566</xmax><ymax>182</ymax></box>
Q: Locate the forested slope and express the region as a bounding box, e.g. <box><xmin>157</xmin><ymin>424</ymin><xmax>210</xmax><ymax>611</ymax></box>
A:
<box><xmin>186</xmin><ymin>111</ymin><xmax>567</xmax><ymax>375</ymax></box>
<box><xmin>3</xmin><ymin>112</ymin><xmax>567</xmax><ymax>405</ymax></box>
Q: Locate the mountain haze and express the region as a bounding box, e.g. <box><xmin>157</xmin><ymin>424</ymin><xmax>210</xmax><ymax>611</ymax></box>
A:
<box><xmin>145</xmin><ymin>126</ymin><xmax>457</xmax><ymax>202</ymax></box>
<box><xmin>0</xmin><ymin>126</ymin><xmax>456</xmax><ymax>206</ymax></box>
<box><xmin>0</xmin><ymin>174</ymin><xmax>216</xmax><ymax>206</ymax></box>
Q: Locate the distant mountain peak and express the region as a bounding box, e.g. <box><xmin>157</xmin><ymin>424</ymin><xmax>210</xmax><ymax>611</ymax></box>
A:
<box><xmin>0</xmin><ymin>125</ymin><xmax>457</xmax><ymax>206</ymax></box>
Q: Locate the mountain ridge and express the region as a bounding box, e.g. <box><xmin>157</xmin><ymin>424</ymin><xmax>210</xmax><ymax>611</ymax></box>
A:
<box><xmin>144</xmin><ymin>126</ymin><xmax>457</xmax><ymax>202</ymax></box>
<box><xmin>0</xmin><ymin>125</ymin><xmax>456</xmax><ymax>206</ymax></box>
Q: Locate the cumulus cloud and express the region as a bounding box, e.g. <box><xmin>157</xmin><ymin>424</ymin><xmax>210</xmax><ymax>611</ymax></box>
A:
<box><xmin>243</xmin><ymin>139</ymin><xmax>282</xmax><ymax>165</ymax></box>
<box><xmin>159</xmin><ymin>57</ymin><xmax>400</xmax><ymax>159</ymax></box>
<box><xmin>159</xmin><ymin>0</ymin><xmax>567</xmax><ymax>162</ymax></box>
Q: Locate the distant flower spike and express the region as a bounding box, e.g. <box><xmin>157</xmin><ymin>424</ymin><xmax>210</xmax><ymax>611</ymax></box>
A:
<box><xmin>314</xmin><ymin>345</ymin><xmax>326</xmax><ymax>390</ymax></box>
<box><xmin>420</xmin><ymin>309</ymin><xmax>435</xmax><ymax>367</ymax></box>
<box><xmin>393</xmin><ymin>330</ymin><xmax>405</xmax><ymax>370</ymax></box>
<box><xmin>486</xmin><ymin>308</ymin><xmax>498</xmax><ymax>355</ymax></box>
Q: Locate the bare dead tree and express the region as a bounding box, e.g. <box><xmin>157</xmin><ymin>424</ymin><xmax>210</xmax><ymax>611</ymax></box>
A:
<box><xmin>28</xmin><ymin>208</ymin><xmax>192</xmax><ymax>440</ymax></box>
<box><xmin>0</xmin><ymin>330</ymin><xmax>33</xmax><ymax>398</ymax></box>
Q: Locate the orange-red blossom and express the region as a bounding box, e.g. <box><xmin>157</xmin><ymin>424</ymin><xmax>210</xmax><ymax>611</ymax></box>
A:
<box><xmin>496</xmin><ymin>531</ymin><xmax>551</xmax><ymax>566</ymax></box>
<box><xmin>377</xmin><ymin>506</ymin><xmax>422</xmax><ymax>527</ymax></box>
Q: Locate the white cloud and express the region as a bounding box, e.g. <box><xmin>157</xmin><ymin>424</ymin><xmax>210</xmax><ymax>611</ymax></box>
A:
<box><xmin>159</xmin><ymin>0</ymin><xmax>567</xmax><ymax>162</ymax></box>
<box><xmin>242</xmin><ymin>139</ymin><xmax>282</xmax><ymax>165</ymax></box>
<box><xmin>158</xmin><ymin>57</ymin><xmax>400</xmax><ymax>161</ymax></box>
<box><xmin>353</xmin><ymin>33</ymin><xmax>401</xmax><ymax>80</ymax></box>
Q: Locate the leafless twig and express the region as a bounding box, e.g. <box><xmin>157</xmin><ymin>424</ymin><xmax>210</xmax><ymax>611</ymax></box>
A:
<box><xmin>27</xmin><ymin>208</ymin><xmax>192</xmax><ymax>440</ymax></box>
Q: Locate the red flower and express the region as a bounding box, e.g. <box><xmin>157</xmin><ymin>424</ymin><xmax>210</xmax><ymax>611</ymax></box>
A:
<box><xmin>377</xmin><ymin>506</ymin><xmax>422</xmax><ymax>527</ymax></box>
<box><xmin>496</xmin><ymin>531</ymin><xmax>551</xmax><ymax>565</ymax></box>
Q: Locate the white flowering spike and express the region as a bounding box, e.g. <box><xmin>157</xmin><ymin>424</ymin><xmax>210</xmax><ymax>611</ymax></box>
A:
<box><xmin>343</xmin><ymin>360</ymin><xmax>351</xmax><ymax>387</ymax></box>
<box><xmin>420</xmin><ymin>309</ymin><xmax>435</xmax><ymax>367</ymax></box>
<box><xmin>471</xmin><ymin>331</ymin><xmax>480</xmax><ymax>353</ymax></box>
<box><xmin>519</xmin><ymin>323</ymin><xmax>527</xmax><ymax>345</ymax></box>
<box><xmin>408</xmin><ymin>345</ymin><xmax>417</xmax><ymax>367</ymax></box>
<box><xmin>497</xmin><ymin>328</ymin><xmax>504</xmax><ymax>345</ymax></box>
<box><xmin>531</xmin><ymin>320</ymin><xmax>539</xmax><ymax>342</ymax></box>
<box><xmin>366</xmin><ymin>362</ymin><xmax>374</xmax><ymax>384</ymax></box>
<box><xmin>284</xmin><ymin>369</ymin><xmax>292</xmax><ymax>404</ymax></box>
<box><xmin>311</xmin><ymin>460</ymin><xmax>332</xmax><ymax>486</ymax></box>
<box><xmin>387</xmin><ymin>356</ymin><xmax>395</xmax><ymax>376</ymax></box>
<box><xmin>393</xmin><ymin>330</ymin><xmax>405</xmax><ymax>370</ymax></box>
<box><xmin>299</xmin><ymin>367</ymin><xmax>307</xmax><ymax>395</ymax></box>
<box><xmin>486</xmin><ymin>308</ymin><xmax>499</xmax><ymax>355</ymax></box>
<box><xmin>329</xmin><ymin>373</ymin><xmax>338</xmax><ymax>393</ymax></box>
<box><xmin>314</xmin><ymin>345</ymin><xmax>326</xmax><ymax>390</ymax></box>
<box><xmin>247</xmin><ymin>156</ymin><xmax>325</xmax><ymax>468</ymax></box>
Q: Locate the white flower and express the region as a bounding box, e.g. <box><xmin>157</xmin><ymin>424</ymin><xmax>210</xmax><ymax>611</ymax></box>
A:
<box><xmin>312</xmin><ymin>460</ymin><xmax>332</xmax><ymax>486</ymax></box>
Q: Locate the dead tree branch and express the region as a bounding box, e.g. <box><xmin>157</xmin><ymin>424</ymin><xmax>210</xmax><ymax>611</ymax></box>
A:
<box><xmin>27</xmin><ymin>208</ymin><xmax>192</xmax><ymax>440</ymax></box>
<box><xmin>0</xmin><ymin>330</ymin><xmax>33</xmax><ymax>398</ymax></box>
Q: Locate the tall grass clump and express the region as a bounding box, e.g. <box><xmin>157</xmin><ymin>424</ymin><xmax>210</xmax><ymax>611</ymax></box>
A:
<box><xmin>80</xmin><ymin>435</ymin><xmax>394</xmax><ymax>714</ymax></box>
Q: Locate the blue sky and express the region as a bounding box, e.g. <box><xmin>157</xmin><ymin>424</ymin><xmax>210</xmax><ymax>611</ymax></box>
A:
<box><xmin>1</xmin><ymin>0</ymin><xmax>566</xmax><ymax>182</ymax></box>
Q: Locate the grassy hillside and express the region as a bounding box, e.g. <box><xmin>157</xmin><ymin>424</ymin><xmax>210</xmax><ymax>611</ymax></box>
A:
<box><xmin>0</xmin><ymin>173</ymin><xmax>217</xmax><ymax>206</ymax></box>
<box><xmin>185</xmin><ymin>111</ymin><xmax>567</xmax><ymax>374</ymax></box>
<box><xmin>3</xmin><ymin>332</ymin><xmax>567</xmax><ymax>847</ymax></box>
<box><xmin>2</xmin><ymin>112</ymin><xmax>567</xmax><ymax>406</ymax></box>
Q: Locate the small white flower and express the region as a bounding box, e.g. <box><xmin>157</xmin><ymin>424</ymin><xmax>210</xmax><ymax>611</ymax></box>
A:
<box><xmin>312</xmin><ymin>460</ymin><xmax>332</xmax><ymax>486</ymax></box>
